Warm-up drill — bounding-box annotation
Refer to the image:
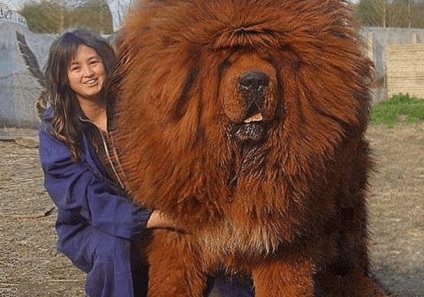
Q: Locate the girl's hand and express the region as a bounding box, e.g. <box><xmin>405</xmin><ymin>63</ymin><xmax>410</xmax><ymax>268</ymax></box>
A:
<box><xmin>146</xmin><ymin>210</ymin><xmax>183</xmax><ymax>231</ymax></box>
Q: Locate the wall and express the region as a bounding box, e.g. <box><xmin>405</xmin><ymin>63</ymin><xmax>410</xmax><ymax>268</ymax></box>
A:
<box><xmin>0</xmin><ymin>8</ymin><xmax>55</xmax><ymax>128</ymax></box>
<box><xmin>360</xmin><ymin>27</ymin><xmax>424</xmax><ymax>103</ymax></box>
<box><xmin>386</xmin><ymin>44</ymin><xmax>424</xmax><ymax>98</ymax></box>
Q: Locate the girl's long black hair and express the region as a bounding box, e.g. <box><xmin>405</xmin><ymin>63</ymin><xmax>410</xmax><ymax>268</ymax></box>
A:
<box><xmin>44</xmin><ymin>28</ymin><xmax>116</xmax><ymax>160</ymax></box>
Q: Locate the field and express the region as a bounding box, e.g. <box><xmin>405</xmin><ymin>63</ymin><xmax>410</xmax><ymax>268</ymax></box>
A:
<box><xmin>0</xmin><ymin>123</ymin><xmax>423</xmax><ymax>297</ymax></box>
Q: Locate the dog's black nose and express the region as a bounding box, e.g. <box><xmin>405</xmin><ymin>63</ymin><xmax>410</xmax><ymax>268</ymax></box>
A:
<box><xmin>239</xmin><ymin>71</ymin><xmax>269</xmax><ymax>93</ymax></box>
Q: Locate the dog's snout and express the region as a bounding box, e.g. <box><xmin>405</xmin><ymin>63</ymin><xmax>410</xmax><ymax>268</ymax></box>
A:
<box><xmin>239</xmin><ymin>71</ymin><xmax>269</xmax><ymax>92</ymax></box>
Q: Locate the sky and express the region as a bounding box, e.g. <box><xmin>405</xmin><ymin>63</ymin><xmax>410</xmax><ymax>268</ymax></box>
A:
<box><xmin>3</xmin><ymin>0</ymin><xmax>86</xmax><ymax>10</ymax></box>
<box><xmin>4</xmin><ymin>0</ymin><xmax>40</xmax><ymax>10</ymax></box>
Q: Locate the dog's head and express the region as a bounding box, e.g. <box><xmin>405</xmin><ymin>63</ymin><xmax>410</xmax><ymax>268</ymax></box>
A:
<box><xmin>112</xmin><ymin>0</ymin><xmax>373</xmax><ymax>224</ymax></box>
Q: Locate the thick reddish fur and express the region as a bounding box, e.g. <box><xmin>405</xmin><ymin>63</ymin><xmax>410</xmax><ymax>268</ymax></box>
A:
<box><xmin>112</xmin><ymin>0</ymin><xmax>391</xmax><ymax>296</ymax></box>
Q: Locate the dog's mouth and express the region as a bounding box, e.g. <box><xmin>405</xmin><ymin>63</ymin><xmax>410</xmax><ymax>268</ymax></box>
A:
<box><xmin>231</xmin><ymin>111</ymin><xmax>266</xmax><ymax>143</ymax></box>
<box><xmin>223</xmin><ymin>69</ymin><xmax>277</xmax><ymax>143</ymax></box>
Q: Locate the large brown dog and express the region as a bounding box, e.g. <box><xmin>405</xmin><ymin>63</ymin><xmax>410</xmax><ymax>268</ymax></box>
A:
<box><xmin>112</xmin><ymin>0</ymin><xmax>391</xmax><ymax>296</ymax></box>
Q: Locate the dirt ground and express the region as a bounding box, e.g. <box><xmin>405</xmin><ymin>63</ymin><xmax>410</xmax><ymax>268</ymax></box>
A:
<box><xmin>0</xmin><ymin>123</ymin><xmax>423</xmax><ymax>297</ymax></box>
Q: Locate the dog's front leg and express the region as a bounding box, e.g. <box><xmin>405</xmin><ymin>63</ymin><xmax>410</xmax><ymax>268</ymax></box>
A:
<box><xmin>251</xmin><ymin>255</ymin><xmax>316</xmax><ymax>297</ymax></box>
<box><xmin>144</xmin><ymin>230</ymin><xmax>207</xmax><ymax>297</ymax></box>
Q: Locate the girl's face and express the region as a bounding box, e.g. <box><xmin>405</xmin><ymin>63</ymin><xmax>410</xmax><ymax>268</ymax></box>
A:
<box><xmin>67</xmin><ymin>45</ymin><xmax>106</xmax><ymax>103</ymax></box>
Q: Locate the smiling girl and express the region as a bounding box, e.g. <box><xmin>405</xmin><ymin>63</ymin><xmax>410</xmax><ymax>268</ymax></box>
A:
<box><xmin>38</xmin><ymin>28</ymin><xmax>176</xmax><ymax>297</ymax></box>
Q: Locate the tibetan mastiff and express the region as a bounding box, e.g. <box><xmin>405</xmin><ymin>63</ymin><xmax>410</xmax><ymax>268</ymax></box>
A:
<box><xmin>111</xmin><ymin>0</ymin><xmax>391</xmax><ymax>296</ymax></box>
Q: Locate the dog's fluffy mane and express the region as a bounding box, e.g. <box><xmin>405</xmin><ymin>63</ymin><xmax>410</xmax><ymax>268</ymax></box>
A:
<box><xmin>112</xmin><ymin>0</ymin><xmax>373</xmax><ymax>257</ymax></box>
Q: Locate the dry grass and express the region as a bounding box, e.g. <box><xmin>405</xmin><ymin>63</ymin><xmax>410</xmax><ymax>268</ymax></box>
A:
<box><xmin>0</xmin><ymin>123</ymin><xmax>423</xmax><ymax>296</ymax></box>
<box><xmin>366</xmin><ymin>122</ymin><xmax>424</xmax><ymax>297</ymax></box>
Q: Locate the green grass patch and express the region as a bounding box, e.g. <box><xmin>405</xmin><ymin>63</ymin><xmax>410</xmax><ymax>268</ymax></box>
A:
<box><xmin>370</xmin><ymin>93</ymin><xmax>424</xmax><ymax>127</ymax></box>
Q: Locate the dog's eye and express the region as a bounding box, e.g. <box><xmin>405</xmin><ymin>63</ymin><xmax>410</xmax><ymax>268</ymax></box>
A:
<box><xmin>218</xmin><ymin>59</ymin><xmax>232</xmax><ymax>74</ymax></box>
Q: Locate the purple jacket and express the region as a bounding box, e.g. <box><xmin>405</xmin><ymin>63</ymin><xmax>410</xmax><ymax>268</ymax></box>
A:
<box><xmin>39</xmin><ymin>123</ymin><xmax>152</xmax><ymax>244</ymax></box>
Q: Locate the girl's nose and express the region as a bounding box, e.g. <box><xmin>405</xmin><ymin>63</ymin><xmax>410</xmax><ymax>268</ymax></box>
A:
<box><xmin>82</xmin><ymin>65</ymin><xmax>95</xmax><ymax>76</ymax></box>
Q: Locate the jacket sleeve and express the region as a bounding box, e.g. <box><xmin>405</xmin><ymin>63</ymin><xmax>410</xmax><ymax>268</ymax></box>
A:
<box><xmin>38</xmin><ymin>124</ymin><xmax>153</xmax><ymax>240</ymax></box>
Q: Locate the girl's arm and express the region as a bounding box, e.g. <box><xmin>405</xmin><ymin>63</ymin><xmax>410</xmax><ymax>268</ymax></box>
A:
<box><xmin>39</xmin><ymin>124</ymin><xmax>159</xmax><ymax>240</ymax></box>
